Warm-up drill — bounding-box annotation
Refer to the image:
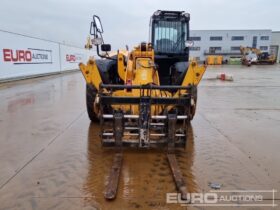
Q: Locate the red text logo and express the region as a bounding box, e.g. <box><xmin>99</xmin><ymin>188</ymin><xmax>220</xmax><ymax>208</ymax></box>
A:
<box><xmin>3</xmin><ymin>49</ymin><xmax>32</xmax><ymax>62</ymax></box>
<box><xmin>66</xmin><ymin>54</ymin><xmax>76</xmax><ymax>62</ymax></box>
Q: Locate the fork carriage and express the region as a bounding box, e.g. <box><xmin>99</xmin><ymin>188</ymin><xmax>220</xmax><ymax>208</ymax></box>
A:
<box><xmin>99</xmin><ymin>83</ymin><xmax>194</xmax><ymax>148</ymax></box>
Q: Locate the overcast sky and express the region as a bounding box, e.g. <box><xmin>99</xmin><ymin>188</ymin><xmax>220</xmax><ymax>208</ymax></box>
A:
<box><xmin>0</xmin><ymin>0</ymin><xmax>279</xmax><ymax>50</ymax></box>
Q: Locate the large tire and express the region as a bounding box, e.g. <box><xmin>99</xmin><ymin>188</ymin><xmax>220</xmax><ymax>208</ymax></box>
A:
<box><xmin>95</xmin><ymin>56</ymin><xmax>121</xmax><ymax>84</ymax></box>
<box><xmin>189</xmin><ymin>99</ymin><xmax>197</xmax><ymax>121</ymax></box>
<box><xmin>189</xmin><ymin>87</ymin><xmax>197</xmax><ymax>121</ymax></box>
<box><xmin>86</xmin><ymin>84</ymin><xmax>99</xmax><ymax>122</ymax></box>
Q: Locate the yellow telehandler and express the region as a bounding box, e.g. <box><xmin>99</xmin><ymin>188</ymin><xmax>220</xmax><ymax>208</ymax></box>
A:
<box><xmin>79</xmin><ymin>10</ymin><xmax>206</xmax><ymax>200</ymax></box>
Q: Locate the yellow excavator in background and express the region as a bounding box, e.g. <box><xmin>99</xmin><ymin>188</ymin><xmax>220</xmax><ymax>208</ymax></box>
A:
<box><xmin>79</xmin><ymin>10</ymin><xmax>206</xmax><ymax>200</ymax></box>
<box><xmin>84</xmin><ymin>36</ymin><xmax>92</xmax><ymax>49</ymax></box>
<box><xmin>240</xmin><ymin>46</ymin><xmax>276</xmax><ymax>66</ymax></box>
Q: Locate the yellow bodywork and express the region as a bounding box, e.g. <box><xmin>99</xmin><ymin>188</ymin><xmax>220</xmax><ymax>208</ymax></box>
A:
<box><xmin>79</xmin><ymin>43</ymin><xmax>206</xmax><ymax>115</ymax></box>
<box><xmin>80</xmin><ymin>58</ymin><xmax>103</xmax><ymax>88</ymax></box>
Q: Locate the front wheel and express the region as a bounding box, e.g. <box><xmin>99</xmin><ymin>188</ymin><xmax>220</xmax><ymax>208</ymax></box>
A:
<box><xmin>189</xmin><ymin>87</ymin><xmax>197</xmax><ymax>121</ymax></box>
<box><xmin>86</xmin><ymin>84</ymin><xmax>99</xmax><ymax>122</ymax></box>
<box><xmin>189</xmin><ymin>99</ymin><xmax>197</xmax><ymax>121</ymax></box>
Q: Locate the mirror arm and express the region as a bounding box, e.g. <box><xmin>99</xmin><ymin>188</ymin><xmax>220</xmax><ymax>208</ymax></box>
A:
<box><xmin>95</xmin><ymin>33</ymin><xmax>109</xmax><ymax>59</ymax></box>
<box><xmin>96</xmin><ymin>45</ymin><xmax>103</xmax><ymax>58</ymax></box>
<box><xmin>91</xmin><ymin>15</ymin><xmax>117</xmax><ymax>61</ymax></box>
<box><xmin>96</xmin><ymin>44</ymin><xmax>116</xmax><ymax>61</ymax></box>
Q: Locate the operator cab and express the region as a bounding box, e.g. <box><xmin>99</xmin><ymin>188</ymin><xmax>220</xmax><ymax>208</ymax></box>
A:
<box><xmin>150</xmin><ymin>10</ymin><xmax>193</xmax><ymax>85</ymax></box>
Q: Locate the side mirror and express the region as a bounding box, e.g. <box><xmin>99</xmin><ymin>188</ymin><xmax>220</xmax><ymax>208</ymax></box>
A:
<box><xmin>90</xmin><ymin>15</ymin><xmax>103</xmax><ymax>36</ymax></box>
<box><xmin>101</xmin><ymin>44</ymin><xmax>111</xmax><ymax>52</ymax></box>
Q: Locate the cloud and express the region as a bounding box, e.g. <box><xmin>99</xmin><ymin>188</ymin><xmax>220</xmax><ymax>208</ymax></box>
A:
<box><xmin>0</xmin><ymin>0</ymin><xmax>279</xmax><ymax>49</ymax></box>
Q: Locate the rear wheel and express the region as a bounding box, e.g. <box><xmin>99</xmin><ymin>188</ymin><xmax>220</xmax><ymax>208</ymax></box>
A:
<box><xmin>86</xmin><ymin>84</ymin><xmax>99</xmax><ymax>122</ymax></box>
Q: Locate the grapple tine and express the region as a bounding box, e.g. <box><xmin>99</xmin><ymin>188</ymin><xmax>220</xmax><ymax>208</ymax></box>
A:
<box><xmin>167</xmin><ymin>153</ymin><xmax>188</xmax><ymax>200</ymax></box>
<box><xmin>167</xmin><ymin>114</ymin><xmax>177</xmax><ymax>152</ymax></box>
<box><xmin>166</xmin><ymin>113</ymin><xmax>188</xmax><ymax>199</ymax></box>
<box><xmin>104</xmin><ymin>153</ymin><xmax>123</xmax><ymax>200</ymax></box>
<box><xmin>104</xmin><ymin>112</ymin><xmax>124</xmax><ymax>200</ymax></box>
<box><xmin>113</xmin><ymin>112</ymin><xmax>124</xmax><ymax>147</ymax></box>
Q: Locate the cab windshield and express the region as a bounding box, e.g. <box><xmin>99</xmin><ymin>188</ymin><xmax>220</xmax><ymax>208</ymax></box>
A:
<box><xmin>153</xmin><ymin>20</ymin><xmax>187</xmax><ymax>54</ymax></box>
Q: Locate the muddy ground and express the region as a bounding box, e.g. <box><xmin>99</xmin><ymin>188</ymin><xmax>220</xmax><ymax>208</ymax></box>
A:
<box><xmin>0</xmin><ymin>65</ymin><xmax>279</xmax><ymax>210</ymax></box>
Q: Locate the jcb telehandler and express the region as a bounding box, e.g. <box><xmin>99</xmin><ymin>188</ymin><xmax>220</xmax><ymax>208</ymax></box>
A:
<box><xmin>79</xmin><ymin>10</ymin><xmax>206</xmax><ymax>200</ymax></box>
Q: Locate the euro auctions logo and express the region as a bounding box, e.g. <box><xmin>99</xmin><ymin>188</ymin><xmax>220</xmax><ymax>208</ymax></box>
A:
<box><xmin>2</xmin><ymin>48</ymin><xmax>52</xmax><ymax>64</ymax></box>
<box><xmin>167</xmin><ymin>190</ymin><xmax>278</xmax><ymax>207</ymax></box>
<box><xmin>66</xmin><ymin>54</ymin><xmax>83</xmax><ymax>63</ymax></box>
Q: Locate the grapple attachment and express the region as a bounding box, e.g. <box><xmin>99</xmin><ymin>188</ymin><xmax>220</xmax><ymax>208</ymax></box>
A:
<box><xmin>99</xmin><ymin>84</ymin><xmax>193</xmax><ymax>148</ymax></box>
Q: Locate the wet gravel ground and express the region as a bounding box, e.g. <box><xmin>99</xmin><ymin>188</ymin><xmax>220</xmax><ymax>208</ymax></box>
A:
<box><xmin>0</xmin><ymin>65</ymin><xmax>279</xmax><ymax>210</ymax></box>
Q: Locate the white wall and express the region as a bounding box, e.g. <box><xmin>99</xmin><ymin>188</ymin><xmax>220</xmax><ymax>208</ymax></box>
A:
<box><xmin>60</xmin><ymin>44</ymin><xmax>91</xmax><ymax>72</ymax></box>
<box><xmin>271</xmin><ymin>32</ymin><xmax>280</xmax><ymax>62</ymax></box>
<box><xmin>0</xmin><ymin>30</ymin><xmax>94</xmax><ymax>81</ymax></box>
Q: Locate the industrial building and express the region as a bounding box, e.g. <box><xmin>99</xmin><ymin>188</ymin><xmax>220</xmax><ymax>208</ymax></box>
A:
<box><xmin>271</xmin><ymin>31</ymin><xmax>280</xmax><ymax>62</ymax></box>
<box><xmin>189</xmin><ymin>29</ymin><xmax>275</xmax><ymax>62</ymax></box>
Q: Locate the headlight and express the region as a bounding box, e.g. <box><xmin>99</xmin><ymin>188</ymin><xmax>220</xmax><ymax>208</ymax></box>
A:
<box><xmin>183</xmin><ymin>12</ymin><xmax>190</xmax><ymax>18</ymax></box>
<box><xmin>154</xmin><ymin>10</ymin><xmax>161</xmax><ymax>16</ymax></box>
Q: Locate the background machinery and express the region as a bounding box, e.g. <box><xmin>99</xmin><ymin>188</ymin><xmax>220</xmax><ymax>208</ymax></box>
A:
<box><xmin>240</xmin><ymin>46</ymin><xmax>276</xmax><ymax>66</ymax></box>
<box><xmin>79</xmin><ymin>10</ymin><xmax>206</xmax><ymax>200</ymax></box>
